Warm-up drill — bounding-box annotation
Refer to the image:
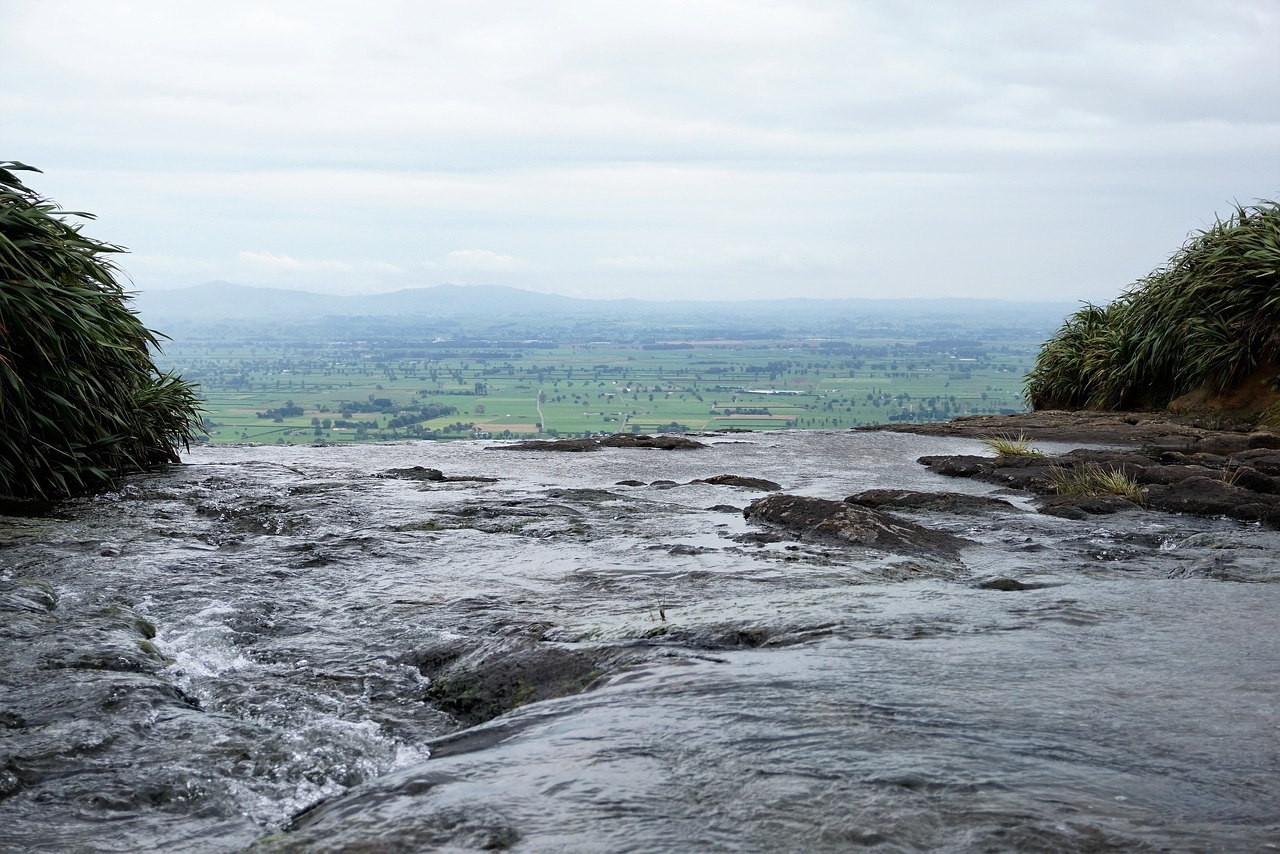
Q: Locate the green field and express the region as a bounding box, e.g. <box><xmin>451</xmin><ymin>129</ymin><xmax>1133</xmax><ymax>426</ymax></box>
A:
<box><xmin>155</xmin><ymin>324</ymin><xmax>1043</xmax><ymax>445</ymax></box>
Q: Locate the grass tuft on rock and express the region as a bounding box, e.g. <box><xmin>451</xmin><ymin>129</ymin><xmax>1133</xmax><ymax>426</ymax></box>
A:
<box><xmin>1026</xmin><ymin>199</ymin><xmax>1280</xmax><ymax>412</ymax></box>
<box><xmin>1051</xmin><ymin>463</ymin><xmax>1147</xmax><ymax>506</ymax></box>
<box><xmin>980</xmin><ymin>432</ymin><xmax>1043</xmax><ymax>458</ymax></box>
<box><xmin>0</xmin><ymin>162</ymin><xmax>202</xmax><ymax>498</ymax></box>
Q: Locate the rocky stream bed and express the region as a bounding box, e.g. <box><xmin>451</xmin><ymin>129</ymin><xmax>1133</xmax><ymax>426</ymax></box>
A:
<box><xmin>1</xmin><ymin>426</ymin><xmax>1278</xmax><ymax>852</ymax></box>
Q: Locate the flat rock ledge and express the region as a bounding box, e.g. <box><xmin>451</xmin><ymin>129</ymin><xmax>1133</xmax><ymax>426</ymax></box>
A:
<box><xmin>861</xmin><ymin>411</ymin><xmax>1280</xmax><ymax>452</ymax></box>
<box><xmin>917</xmin><ymin>447</ymin><xmax>1280</xmax><ymax>526</ymax></box>
<box><xmin>375</xmin><ymin>466</ymin><xmax>498</xmax><ymax>483</ymax></box>
<box><xmin>693</xmin><ymin>474</ymin><xmax>782</xmax><ymax>491</ymax></box>
<box><xmin>846</xmin><ymin>489</ymin><xmax>1021</xmax><ymax>514</ymax></box>
<box><xmin>743</xmin><ymin>493</ymin><xmax>970</xmax><ymax>556</ymax></box>
<box><xmin>490</xmin><ymin>434</ymin><xmax>708</xmax><ymax>452</ymax></box>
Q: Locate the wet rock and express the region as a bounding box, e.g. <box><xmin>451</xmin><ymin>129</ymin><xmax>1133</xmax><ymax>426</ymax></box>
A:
<box><xmin>1036</xmin><ymin>494</ymin><xmax>1143</xmax><ymax>519</ymax></box>
<box><xmin>975</xmin><ymin>577</ymin><xmax>1059</xmax><ymax>591</ymax></box>
<box><xmin>864</xmin><ymin>411</ymin><xmax>1280</xmax><ymax>451</ymax></box>
<box><xmin>743</xmin><ymin>494</ymin><xmax>969</xmax><ymax>556</ymax></box>
<box><xmin>493</xmin><ymin>434</ymin><xmax>707</xmax><ymax>452</ymax></box>
<box><xmin>650</xmin><ymin>480</ymin><xmax>679</xmax><ymax>489</ymax></box>
<box><xmin>653</xmin><ymin>623</ymin><xmax>774</xmax><ymax>649</ymax></box>
<box><xmin>615</xmin><ymin>479</ymin><xmax>646</xmax><ymax>487</ymax></box>
<box><xmin>705</xmin><ymin>504</ymin><xmax>741</xmax><ymax>513</ymax></box>
<box><xmin>0</xmin><ymin>579</ymin><xmax>58</xmax><ymax>614</ymax></box>
<box><xmin>731</xmin><ymin>530</ymin><xmax>787</xmax><ymax>545</ymax></box>
<box><xmin>846</xmin><ymin>489</ymin><xmax>1019</xmax><ymax>514</ymax></box>
<box><xmin>599</xmin><ymin>433</ymin><xmax>707</xmax><ymax>450</ymax></box>
<box><xmin>1145</xmin><ymin>478</ymin><xmax>1280</xmax><ymax>524</ymax></box>
<box><xmin>1247</xmin><ymin>432</ymin><xmax>1280</xmax><ymax>449</ymax></box>
<box><xmin>1168</xmin><ymin>555</ymin><xmax>1240</xmax><ymax>581</ymax></box>
<box><xmin>917</xmin><ymin>455</ymin><xmax>1056</xmax><ymax>492</ymax></box>
<box><xmin>278</xmin><ymin>792</ymin><xmax>521</xmax><ymax>853</ymax></box>
<box><xmin>377</xmin><ymin>466</ymin><xmax>498</xmax><ymax>483</ymax></box>
<box><xmin>493</xmin><ymin>437</ymin><xmax>601</xmax><ymax>452</ymax></box>
<box><xmin>1226</xmin><ymin>466</ymin><xmax>1278</xmax><ymax>494</ymax></box>
<box><xmin>540</xmin><ymin>488</ymin><xmax>616</xmax><ymax>504</ymax></box>
<box><xmin>648</xmin><ymin>543</ymin><xmax>708</xmax><ymax>556</ymax></box>
<box><xmin>409</xmin><ymin>640</ymin><xmax>605</xmax><ymax>727</ymax></box>
<box><xmin>1229</xmin><ymin>449</ymin><xmax>1280</xmax><ymax>476</ymax></box>
<box><xmin>692</xmin><ymin>474</ymin><xmax>782</xmax><ymax>491</ymax></box>
<box><xmin>1131</xmin><ymin>463</ymin><xmax>1217</xmax><ymax>485</ymax></box>
<box><xmin>380</xmin><ymin>465</ymin><xmax>447</xmax><ymax>481</ymax></box>
<box><xmin>919</xmin><ymin>444</ymin><xmax>1280</xmax><ymax>527</ymax></box>
<box><xmin>1172</xmin><ymin>532</ymin><xmax>1265</xmax><ymax>550</ymax></box>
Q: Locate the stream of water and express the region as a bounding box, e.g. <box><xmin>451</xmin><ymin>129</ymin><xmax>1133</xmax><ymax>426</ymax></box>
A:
<box><xmin>1</xmin><ymin>431</ymin><xmax>1277</xmax><ymax>852</ymax></box>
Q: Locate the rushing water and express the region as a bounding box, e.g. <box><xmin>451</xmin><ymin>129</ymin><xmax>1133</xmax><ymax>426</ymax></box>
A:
<box><xmin>1</xmin><ymin>431</ymin><xmax>1278</xmax><ymax>853</ymax></box>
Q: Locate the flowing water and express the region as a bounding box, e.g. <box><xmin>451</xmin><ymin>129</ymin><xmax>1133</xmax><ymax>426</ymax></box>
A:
<box><xmin>1</xmin><ymin>431</ymin><xmax>1278</xmax><ymax>853</ymax></box>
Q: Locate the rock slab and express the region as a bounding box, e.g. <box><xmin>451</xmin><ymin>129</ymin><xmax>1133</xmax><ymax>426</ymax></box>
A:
<box><xmin>743</xmin><ymin>493</ymin><xmax>969</xmax><ymax>556</ymax></box>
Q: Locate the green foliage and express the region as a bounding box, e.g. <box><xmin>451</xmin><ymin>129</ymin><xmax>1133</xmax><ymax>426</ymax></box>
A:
<box><xmin>0</xmin><ymin>162</ymin><xmax>201</xmax><ymax>498</ymax></box>
<box><xmin>980</xmin><ymin>431</ymin><xmax>1043</xmax><ymax>458</ymax></box>
<box><xmin>1051</xmin><ymin>463</ymin><xmax>1147</xmax><ymax>506</ymax></box>
<box><xmin>1026</xmin><ymin>200</ymin><xmax>1280</xmax><ymax>410</ymax></box>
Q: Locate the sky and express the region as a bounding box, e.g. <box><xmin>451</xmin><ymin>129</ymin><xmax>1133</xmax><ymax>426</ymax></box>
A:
<box><xmin>3</xmin><ymin>1</ymin><xmax>1278</xmax><ymax>303</ymax></box>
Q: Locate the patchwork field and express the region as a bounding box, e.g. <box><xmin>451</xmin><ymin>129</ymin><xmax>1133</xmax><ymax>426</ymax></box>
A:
<box><xmin>155</xmin><ymin>320</ymin><xmax>1047</xmax><ymax>444</ymax></box>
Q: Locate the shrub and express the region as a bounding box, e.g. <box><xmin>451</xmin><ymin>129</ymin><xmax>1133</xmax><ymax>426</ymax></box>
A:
<box><xmin>1051</xmin><ymin>463</ymin><xmax>1147</xmax><ymax>506</ymax></box>
<box><xmin>980</xmin><ymin>432</ymin><xmax>1043</xmax><ymax>458</ymax></box>
<box><xmin>1026</xmin><ymin>200</ymin><xmax>1280</xmax><ymax>410</ymax></box>
<box><xmin>0</xmin><ymin>162</ymin><xmax>201</xmax><ymax>498</ymax></box>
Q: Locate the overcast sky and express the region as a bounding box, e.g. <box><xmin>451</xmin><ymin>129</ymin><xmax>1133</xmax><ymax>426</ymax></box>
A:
<box><xmin>4</xmin><ymin>1</ymin><xmax>1278</xmax><ymax>302</ymax></box>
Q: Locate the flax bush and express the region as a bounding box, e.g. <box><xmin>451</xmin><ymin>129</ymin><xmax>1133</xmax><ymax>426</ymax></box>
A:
<box><xmin>0</xmin><ymin>162</ymin><xmax>201</xmax><ymax>498</ymax></box>
<box><xmin>1026</xmin><ymin>200</ymin><xmax>1280</xmax><ymax>410</ymax></box>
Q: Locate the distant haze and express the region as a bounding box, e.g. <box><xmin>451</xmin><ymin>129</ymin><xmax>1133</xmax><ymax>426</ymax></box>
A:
<box><xmin>132</xmin><ymin>281</ymin><xmax>1075</xmax><ymax>331</ymax></box>
<box><xmin>6</xmin><ymin>1</ymin><xmax>1279</xmax><ymax>303</ymax></box>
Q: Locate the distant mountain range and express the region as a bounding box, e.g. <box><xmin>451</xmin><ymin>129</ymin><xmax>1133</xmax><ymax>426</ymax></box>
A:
<box><xmin>132</xmin><ymin>281</ymin><xmax>1076</xmax><ymax>326</ymax></box>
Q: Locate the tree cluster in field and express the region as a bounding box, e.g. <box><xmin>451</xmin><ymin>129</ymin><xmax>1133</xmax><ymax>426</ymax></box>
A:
<box><xmin>257</xmin><ymin>401</ymin><xmax>306</xmax><ymax>420</ymax></box>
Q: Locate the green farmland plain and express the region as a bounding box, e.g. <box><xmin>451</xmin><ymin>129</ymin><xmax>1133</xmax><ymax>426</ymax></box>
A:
<box><xmin>151</xmin><ymin>304</ymin><xmax>1060</xmax><ymax>445</ymax></box>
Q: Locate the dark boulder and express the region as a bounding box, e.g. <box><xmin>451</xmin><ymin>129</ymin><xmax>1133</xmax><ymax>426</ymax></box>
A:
<box><xmin>408</xmin><ymin>639</ymin><xmax>605</xmax><ymax>728</ymax></box>
<box><xmin>491</xmin><ymin>438</ymin><xmax>601</xmax><ymax>452</ymax></box>
<box><xmin>388</xmin><ymin>465</ymin><xmax>445</xmax><ymax>481</ymax></box>
<box><xmin>846</xmin><ymin>489</ymin><xmax>1019</xmax><ymax>514</ymax></box>
<box><xmin>743</xmin><ymin>494</ymin><xmax>969</xmax><ymax>556</ymax></box>
<box><xmin>1228</xmin><ymin>450</ymin><xmax>1280</xmax><ymax>476</ymax></box>
<box><xmin>865</xmin><ymin>411</ymin><xmax>1280</xmax><ymax>451</ymax></box>
<box><xmin>975</xmin><ymin>577</ymin><xmax>1059</xmax><ymax>591</ymax></box>
<box><xmin>377</xmin><ymin>466</ymin><xmax>497</xmax><ymax>483</ymax></box>
<box><xmin>694</xmin><ymin>474</ymin><xmax>782</xmax><ymax>491</ymax></box>
<box><xmin>1036</xmin><ymin>494</ymin><xmax>1144</xmax><ymax>519</ymax></box>
<box><xmin>1228</xmin><ymin>466</ymin><xmax>1278</xmax><ymax>494</ymax></box>
<box><xmin>598</xmin><ymin>434</ymin><xmax>707</xmax><ymax>450</ymax></box>
<box><xmin>1145</xmin><ymin>477</ymin><xmax>1280</xmax><ymax>524</ymax></box>
<box><xmin>1131</xmin><ymin>464</ymin><xmax>1216</xmax><ymax>485</ymax></box>
<box><xmin>492</xmin><ymin>434</ymin><xmax>707</xmax><ymax>452</ymax></box>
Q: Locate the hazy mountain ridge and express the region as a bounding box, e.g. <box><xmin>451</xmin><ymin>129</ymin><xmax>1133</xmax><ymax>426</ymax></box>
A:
<box><xmin>133</xmin><ymin>281</ymin><xmax>1076</xmax><ymax>325</ymax></box>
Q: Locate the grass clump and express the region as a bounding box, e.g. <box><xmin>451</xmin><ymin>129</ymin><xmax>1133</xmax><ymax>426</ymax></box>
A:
<box><xmin>0</xmin><ymin>162</ymin><xmax>202</xmax><ymax>498</ymax></box>
<box><xmin>1026</xmin><ymin>199</ymin><xmax>1280</xmax><ymax>411</ymax></box>
<box><xmin>1051</xmin><ymin>463</ymin><xmax>1147</xmax><ymax>506</ymax></box>
<box><xmin>980</xmin><ymin>432</ymin><xmax>1043</xmax><ymax>458</ymax></box>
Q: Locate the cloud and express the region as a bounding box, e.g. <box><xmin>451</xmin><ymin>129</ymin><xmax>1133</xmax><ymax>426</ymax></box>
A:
<box><xmin>444</xmin><ymin>250</ymin><xmax>540</xmax><ymax>273</ymax></box>
<box><xmin>596</xmin><ymin>255</ymin><xmax>675</xmax><ymax>272</ymax></box>
<box><xmin>3</xmin><ymin>1</ymin><xmax>1277</xmax><ymax>302</ymax></box>
<box><xmin>235</xmin><ymin>250</ymin><xmax>402</xmax><ymax>275</ymax></box>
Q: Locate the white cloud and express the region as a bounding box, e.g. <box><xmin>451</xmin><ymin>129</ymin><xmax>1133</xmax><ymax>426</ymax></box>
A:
<box><xmin>444</xmin><ymin>250</ymin><xmax>540</xmax><ymax>273</ymax></box>
<box><xmin>235</xmin><ymin>250</ymin><xmax>402</xmax><ymax>275</ymax></box>
<box><xmin>596</xmin><ymin>255</ymin><xmax>675</xmax><ymax>272</ymax></box>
